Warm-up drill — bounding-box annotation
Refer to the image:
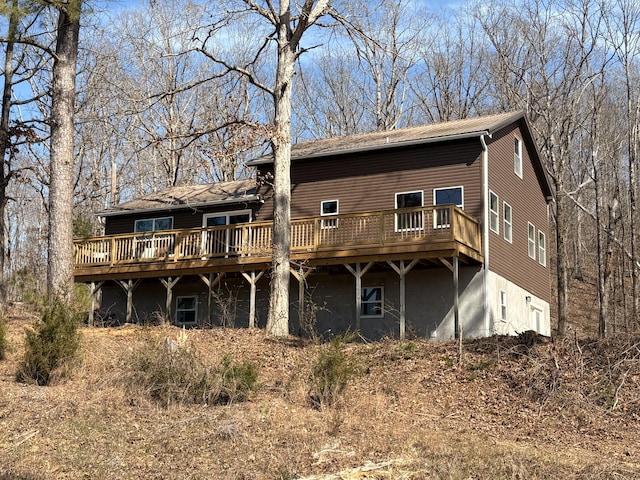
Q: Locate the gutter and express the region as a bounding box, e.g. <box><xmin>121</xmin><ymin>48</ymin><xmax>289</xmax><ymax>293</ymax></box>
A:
<box><xmin>97</xmin><ymin>194</ymin><xmax>262</xmax><ymax>218</ymax></box>
<box><xmin>247</xmin><ymin>131</ymin><xmax>491</xmax><ymax>166</ymax></box>
<box><xmin>480</xmin><ymin>133</ymin><xmax>491</xmax><ymax>336</ymax></box>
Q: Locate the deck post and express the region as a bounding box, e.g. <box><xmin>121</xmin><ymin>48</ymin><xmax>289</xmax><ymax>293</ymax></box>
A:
<box><xmin>345</xmin><ymin>262</ymin><xmax>375</xmax><ymax>332</ymax></box>
<box><xmin>199</xmin><ymin>273</ymin><xmax>224</xmax><ymax>325</ymax></box>
<box><xmin>87</xmin><ymin>281</ymin><xmax>104</xmax><ymax>327</ymax></box>
<box><xmin>290</xmin><ymin>266</ymin><xmax>313</xmax><ymax>334</ymax></box>
<box><xmin>454</xmin><ymin>256</ymin><xmax>460</xmax><ymax>339</ymax></box>
<box><xmin>387</xmin><ymin>259</ymin><xmax>419</xmax><ymax>340</ymax></box>
<box><xmin>241</xmin><ymin>270</ymin><xmax>265</xmax><ymax>328</ymax></box>
<box><xmin>117</xmin><ymin>279</ymin><xmax>141</xmax><ymax>324</ymax></box>
<box><xmin>160</xmin><ymin>277</ymin><xmax>182</xmax><ymax>324</ymax></box>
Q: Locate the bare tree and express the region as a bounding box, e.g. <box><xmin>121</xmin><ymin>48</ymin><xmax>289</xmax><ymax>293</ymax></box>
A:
<box><xmin>478</xmin><ymin>0</ymin><xmax>610</xmax><ymax>337</ymax></box>
<box><xmin>199</xmin><ymin>0</ymin><xmax>335</xmax><ymax>335</ymax></box>
<box><xmin>46</xmin><ymin>0</ymin><xmax>81</xmax><ymax>298</ymax></box>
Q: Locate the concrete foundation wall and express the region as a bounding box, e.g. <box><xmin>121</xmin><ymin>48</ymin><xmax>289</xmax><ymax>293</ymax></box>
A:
<box><xmin>98</xmin><ymin>264</ymin><xmax>486</xmax><ymax>340</ymax></box>
<box><xmin>488</xmin><ymin>270</ymin><xmax>551</xmax><ymax>336</ymax></box>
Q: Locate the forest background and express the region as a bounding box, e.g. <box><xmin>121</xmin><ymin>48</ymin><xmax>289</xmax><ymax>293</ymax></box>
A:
<box><xmin>1</xmin><ymin>0</ymin><xmax>639</xmax><ymax>337</ymax></box>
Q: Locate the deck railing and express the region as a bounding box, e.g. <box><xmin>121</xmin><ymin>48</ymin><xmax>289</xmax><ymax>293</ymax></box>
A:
<box><xmin>74</xmin><ymin>205</ymin><xmax>481</xmax><ymax>267</ymax></box>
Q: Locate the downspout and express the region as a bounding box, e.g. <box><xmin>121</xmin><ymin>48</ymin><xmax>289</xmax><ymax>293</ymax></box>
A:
<box><xmin>480</xmin><ymin>133</ymin><xmax>491</xmax><ymax>336</ymax></box>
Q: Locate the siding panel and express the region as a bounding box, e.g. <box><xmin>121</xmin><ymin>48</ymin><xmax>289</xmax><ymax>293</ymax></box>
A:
<box><xmin>257</xmin><ymin>139</ymin><xmax>483</xmax><ymax>222</ymax></box>
<box><xmin>487</xmin><ymin>125</ymin><xmax>551</xmax><ymax>303</ymax></box>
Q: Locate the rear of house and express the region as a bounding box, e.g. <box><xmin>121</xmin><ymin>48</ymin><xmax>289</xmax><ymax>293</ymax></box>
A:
<box><xmin>75</xmin><ymin>111</ymin><xmax>552</xmax><ymax>339</ymax></box>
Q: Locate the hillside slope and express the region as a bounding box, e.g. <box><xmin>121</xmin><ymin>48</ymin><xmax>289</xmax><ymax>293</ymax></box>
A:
<box><xmin>1</xmin><ymin>305</ymin><xmax>640</xmax><ymax>479</ymax></box>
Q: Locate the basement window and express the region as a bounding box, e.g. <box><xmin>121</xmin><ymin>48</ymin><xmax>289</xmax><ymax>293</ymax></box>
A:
<box><xmin>176</xmin><ymin>296</ymin><xmax>197</xmax><ymax>324</ymax></box>
<box><xmin>361</xmin><ymin>287</ymin><xmax>384</xmax><ymax>318</ymax></box>
<box><xmin>500</xmin><ymin>290</ymin><xmax>507</xmax><ymax>321</ymax></box>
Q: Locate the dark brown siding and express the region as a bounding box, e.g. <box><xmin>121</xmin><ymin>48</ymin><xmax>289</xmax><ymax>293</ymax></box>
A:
<box><xmin>256</xmin><ymin>139</ymin><xmax>484</xmax><ymax>222</ymax></box>
<box><xmin>487</xmin><ymin>124</ymin><xmax>551</xmax><ymax>303</ymax></box>
<box><xmin>104</xmin><ymin>202</ymin><xmax>262</xmax><ymax>236</ymax></box>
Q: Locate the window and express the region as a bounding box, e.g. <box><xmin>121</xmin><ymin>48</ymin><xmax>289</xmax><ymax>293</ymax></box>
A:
<box><xmin>176</xmin><ymin>296</ymin><xmax>197</xmax><ymax>324</ymax></box>
<box><xmin>321</xmin><ymin>200</ymin><xmax>339</xmax><ymax>228</ymax></box>
<box><xmin>514</xmin><ymin>137</ymin><xmax>523</xmax><ymax>178</ymax></box>
<box><xmin>134</xmin><ymin>216</ymin><xmax>173</xmax><ymax>233</ymax></box>
<box><xmin>395</xmin><ymin>191</ymin><xmax>423</xmax><ymax>231</ymax></box>
<box><xmin>500</xmin><ymin>290</ymin><xmax>507</xmax><ymax>321</ymax></box>
<box><xmin>528</xmin><ymin>223</ymin><xmax>536</xmax><ymax>259</ymax></box>
<box><xmin>538</xmin><ymin>231</ymin><xmax>546</xmax><ymax>267</ymax></box>
<box><xmin>361</xmin><ymin>287</ymin><xmax>383</xmax><ymax>318</ymax></box>
<box><xmin>434</xmin><ymin>186</ymin><xmax>464</xmax><ymax>228</ymax></box>
<box><xmin>202</xmin><ymin>210</ymin><xmax>252</xmax><ymax>255</ymax></box>
<box><xmin>489</xmin><ymin>191</ymin><xmax>499</xmax><ymax>233</ymax></box>
<box><xmin>503</xmin><ymin>202</ymin><xmax>512</xmax><ymax>243</ymax></box>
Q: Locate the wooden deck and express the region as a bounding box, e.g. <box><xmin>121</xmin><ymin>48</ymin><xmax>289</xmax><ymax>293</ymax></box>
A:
<box><xmin>74</xmin><ymin>205</ymin><xmax>483</xmax><ymax>282</ymax></box>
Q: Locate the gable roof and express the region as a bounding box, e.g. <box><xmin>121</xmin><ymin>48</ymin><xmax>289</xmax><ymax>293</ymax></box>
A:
<box><xmin>247</xmin><ymin>110</ymin><xmax>553</xmax><ymax>200</ymax></box>
<box><xmin>248</xmin><ymin>111</ymin><xmax>524</xmax><ymax>164</ymax></box>
<box><xmin>99</xmin><ymin>178</ymin><xmax>258</xmax><ymax>217</ymax></box>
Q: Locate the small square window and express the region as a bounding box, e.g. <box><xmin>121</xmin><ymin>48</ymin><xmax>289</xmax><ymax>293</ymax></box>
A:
<box><xmin>321</xmin><ymin>200</ymin><xmax>339</xmax><ymax>228</ymax></box>
<box><xmin>361</xmin><ymin>286</ymin><xmax>383</xmax><ymax>318</ymax></box>
<box><xmin>489</xmin><ymin>192</ymin><xmax>499</xmax><ymax>234</ymax></box>
<box><xmin>176</xmin><ymin>296</ymin><xmax>197</xmax><ymax>324</ymax></box>
<box><xmin>538</xmin><ymin>231</ymin><xmax>546</xmax><ymax>267</ymax></box>
<box><xmin>514</xmin><ymin>137</ymin><xmax>523</xmax><ymax>178</ymax></box>
<box><xmin>528</xmin><ymin>223</ymin><xmax>536</xmax><ymax>259</ymax></box>
<box><xmin>503</xmin><ymin>202</ymin><xmax>512</xmax><ymax>243</ymax></box>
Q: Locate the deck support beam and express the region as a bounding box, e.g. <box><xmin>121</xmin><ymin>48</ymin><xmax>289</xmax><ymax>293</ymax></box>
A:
<box><xmin>440</xmin><ymin>257</ymin><xmax>460</xmax><ymax>338</ymax></box>
<box><xmin>453</xmin><ymin>256</ymin><xmax>460</xmax><ymax>339</ymax></box>
<box><xmin>345</xmin><ymin>262</ymin><xmax>374</xmax><ymax>331</ymax></box>
<box><xmin>387</xmin><ymin>259</ymin><xmax>419</xmax><ymax>340</ymax></box>
<box><xmin>87</xmin><ymin>281</ymin><xmax>104</xmax><ymax>327</ymax></box>
<box><xmin>291</xmin><ymin>265</ymin><xmax>313</xmax><ymax>334</ymax></box>
<box><xmin>160</xmin><ymin>276</ymin><xmax>182</xmax><ymax>323</ymax></box>
<box><xmin>241</xmin><ymin>270</ymin><xmax>265</xmax><ymax>328</ymax></box>
<box><xmin>199</xmin><ymin>273</ymin><xmax>224</xmax><ymax>325</ymax></box>
<box><xmin>117</xmin><ymin>279</ymin><xmax>141</xmax><ymax>324</ymax></box>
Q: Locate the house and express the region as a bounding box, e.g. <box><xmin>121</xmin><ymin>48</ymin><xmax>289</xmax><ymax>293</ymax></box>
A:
<box><xmin>74</xmin><ymin>111</ymin><xmax>553</xmax><ymax>339</ymax></box>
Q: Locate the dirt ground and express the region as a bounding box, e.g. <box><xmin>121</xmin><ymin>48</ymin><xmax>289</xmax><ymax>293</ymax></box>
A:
<box><xmin>1</xmin><ymin>302</ymin><xmax>640</xmax><ymax>479</ymax></box>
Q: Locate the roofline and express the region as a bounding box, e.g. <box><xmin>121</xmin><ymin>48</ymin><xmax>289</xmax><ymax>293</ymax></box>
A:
<box><xmin>98</xmin><ymin>194</ymin><xmax>262</xmax><ymax>218</ymax></box>
<box><xmin>246</xmin><ymin>130</ymin><xmax>491</xmax><ymax>166</ymax></box>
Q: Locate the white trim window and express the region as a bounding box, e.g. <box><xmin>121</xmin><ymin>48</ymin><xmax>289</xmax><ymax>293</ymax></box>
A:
<box><xmin>528</xmin><ymin>222</ymin><xmax>536</xmax><ymax>259</ymax></box>
<box><xmin>395</xmin><ymin>191</ymin><xmax>424</xmax><ymax>231</ymax></box>
<box><xmin>134</xmin><ymin>216</ymin><xmax>173</xmax><ymax>233</ymax></box>
<box><xmin>538</xmin><ymin>230</ymin><xmax>546</xmax><ymax>267</ymax></box>
<box><xmin>500</xmin><ymin>290</ymin><xmax>507</xmax><ymax>321</ymax></box>
<box><xmin>503</xmin><ymin>202</ymin><xmax>512</xmax><ymax>243</ymax></box>
<box><xmin>433</xmin><ymin>186</ymin><xmax>464</xmax><ymax>228</ymax></box>
<box><xmin>320</xmin><ymin>199</ymin><xmax>339</xmax><ymax>229</ymax></box>
<box><xmin>176</xmin><ymin>296</ymin><xmax>197</xmax><ymax>324</ymax></box>
<box><xmin>514</xmin><ymin>137</ymin><xmax>523</xmax><ymax>178</ymax></box>
<box><xmin>489</xmin><ymin>191</ymin><xmax>499</xmax><ymax>234</ymax></box>
<box><xmin>202</xmin><ymin>210</ymin><xmax>252</xmax><ymax>255</ymax></box>
<box><xmin>361</xmin><ymin>286</ymin><xmax>384</xmax><ymax>318</ymax></box>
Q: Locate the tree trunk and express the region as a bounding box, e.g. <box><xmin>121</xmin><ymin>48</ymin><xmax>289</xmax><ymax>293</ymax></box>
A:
<box><xmin>266</xmin><ymin>4</ymin><xmax>295</xmax><ymax>337</ymax></box>
<box><xmin>555</xmin><ymin>181</ymin><xmax>569</xmax><ymax>337</ymax></box>
<box><xmin>47</xmin><ymin>2</ymin><xmax>81</xmax><ymax>298</ymax></box>
<box><xmin>0</xmin><ymin>0</ymin><xmax>19</xmax><ymax>304</ymax></box>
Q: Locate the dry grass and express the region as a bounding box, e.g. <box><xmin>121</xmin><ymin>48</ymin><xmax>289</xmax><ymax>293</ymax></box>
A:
<box><xmin>1</xmin><ymin>305</ymin><xmax>640</xmax><ymax>479</ymax></box>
